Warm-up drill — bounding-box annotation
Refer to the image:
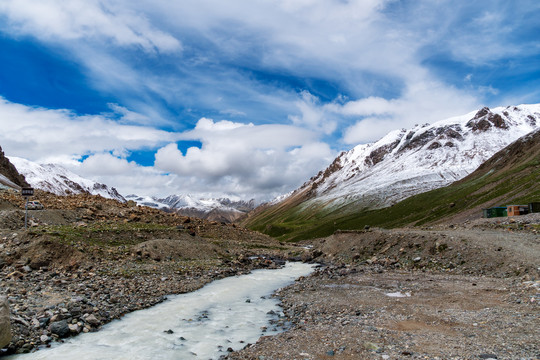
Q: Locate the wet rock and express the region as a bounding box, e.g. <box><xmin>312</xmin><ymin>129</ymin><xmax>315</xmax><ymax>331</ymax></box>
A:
<box><xmin>40</xmin><ymin>334</ymin><xmax>50</xmax><ymax>343</ymax></box>
<box><xmin>68</xmin><ymin>323</ymin><xmax>81</xmax><ymax>334</ymax></box>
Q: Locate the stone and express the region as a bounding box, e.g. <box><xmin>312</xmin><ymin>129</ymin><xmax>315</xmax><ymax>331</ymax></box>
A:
<box><xmin>364</xmin><ymin>342</ymin><xmax>380</xmax><ymax>351</ymax></box>
<box><xmin>68</xmin><ymin>323</ymin><xmax>81</xmax><ymax>334</ymax></box>
<box><xmin>49</xmin><ymin>320</ymin><xmax>70</xmax><ymax>338</ymax></box>
<box><xmin>40</xmin><ymin>335</ymin><xmax>50</xmax><ymax>343</ymax></box>
<box><xmin>0</xmin><ymin>296</ymin><xmax>11</xmax><ymax>348</ymax></box>
<box><xmin>479</xmin><ymin>354</ymin><xmax>497</xmax><ymax>359</ymax></box>
<box><xmin>85</xmin><ymin>314</ymin><xmax>100</xmax><ymax>326</ymax></box>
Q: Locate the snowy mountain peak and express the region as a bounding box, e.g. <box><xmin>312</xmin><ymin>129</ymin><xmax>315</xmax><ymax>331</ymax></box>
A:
<box><xmin>9</xmin><ymin>157</ymin><xmax>126</xmax><ymax>202</ymax></box>
<box><xmin>285</xmin><ymin>103</ymin><xmax>540</xmax><ymax>211</ymax></box>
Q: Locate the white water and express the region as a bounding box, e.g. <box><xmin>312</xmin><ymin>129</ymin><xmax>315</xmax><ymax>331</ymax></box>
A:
<box><xmin>10</xmin><ymin>262</ymin><xmax>315</xmax><ymax>360</ymax></box>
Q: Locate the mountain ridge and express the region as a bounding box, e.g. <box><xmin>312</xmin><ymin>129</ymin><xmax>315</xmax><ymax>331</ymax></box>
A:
<box><xmin>241</xmin><ymin>103</ymin><xmax>540</xmax><ymax>240</ymax></box>
<box><xmin>9</xmin><ymin>157</ymin><xmax>126</xmax><ymax>202</ymax></box>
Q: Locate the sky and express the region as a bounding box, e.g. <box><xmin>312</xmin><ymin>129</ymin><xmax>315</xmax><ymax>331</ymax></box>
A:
<box><xmin>0</xmin><ymin>0</ymin><xmax>538</xmax><ymax>202</ymax></box>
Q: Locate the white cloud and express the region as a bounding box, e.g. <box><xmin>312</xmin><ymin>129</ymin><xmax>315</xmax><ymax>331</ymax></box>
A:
<box><xmin>0</xmin><ymin>0</ymin><xmax>181</xmax><ymax>53</ymax></box>
<box><xmin>0</xmin><ymin>96</ymin><xmax>178</xmax><ymax>163</ymax></box>
<box><xmin>0</xmin><ymin>97</ymin><xmax>335</xmax><ymax>200</ymax></box>
<box><xmin>154</xmin><ymin>117</ymin><xmax>335</xmax><ymax>200</ymax></box>
<box><xmin>289</xmin><ymin>91</ymin><xmax>337</xmax><ymax>135</ymax></box>
<box><xmin>78</xmin><ymin>153</ymin><xmax>136</xmax><ymax>176</ymax></box>
<box><xmin>334</xmin><ymin>77</ymin><xmax>480</xmax><ymax>144</ymax></box>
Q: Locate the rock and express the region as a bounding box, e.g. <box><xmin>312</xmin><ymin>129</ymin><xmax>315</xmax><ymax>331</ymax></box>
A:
<box><xmin>413</xmin><ymin>257</ymin><xmax>422</xmax><ymax>262</ymax></box>
<box><xmin>0</xmin><ymin>296</ymin><xmax>11</xmax><ymax>348</ymax></box>
<box><xmin>49</xmin><ymin>320</ymin><xmax>70</xmax><ymax>338</ymax></box>
<box><xmin>364</xmin><ymin>342</ymin><xmax>380</xmax><ymax>351</ymax></box>
<box><xmin>40</xmin><ymin>335</ymin><xmax>50</xmax><ymax>343</ymax></box>
<box><xmin>85</xmin><ymin>314</ymin><xmax>100</xmax><ymax>326</ymax></box>
<box><xmin>479</xmin><ymin>354</ymin><xmax>498</xmax><ymax>359</ymax></box>
<box><xmin>68</xmin><ymin>323</ymin><xmax>81</xmax><ymax>334</ymax></box>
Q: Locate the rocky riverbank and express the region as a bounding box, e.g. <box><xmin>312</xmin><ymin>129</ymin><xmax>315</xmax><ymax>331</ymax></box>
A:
<box><xmin>0</xmin><ymin>226</ymin><xmax>299</xmax><ymax>356</ymax></box>
<box><xmin>0</xmin><ymin>191</ymin><xmax>306</xmax><ymax>355</ymax></box>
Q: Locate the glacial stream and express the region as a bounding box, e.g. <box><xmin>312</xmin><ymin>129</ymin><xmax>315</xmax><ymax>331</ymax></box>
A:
<box><xmin>9</xmin><ymin>262</ymin><xmax>315</xmax><ymax>360</ymax></box>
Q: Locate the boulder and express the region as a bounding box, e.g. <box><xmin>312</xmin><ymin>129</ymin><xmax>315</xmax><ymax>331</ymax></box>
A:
<box><xmin>49</xmin><ymin>320</ymin><xmax>70</xmax><ymax>338</ymax></box>
<box><xmin>0</xmin><ymin>296</ymin><xmax>11</xmax><ymax>348</ymax></box>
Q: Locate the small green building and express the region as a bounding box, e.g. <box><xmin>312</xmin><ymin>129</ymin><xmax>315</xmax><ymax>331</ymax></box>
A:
<box><xmin>482</xmin><ymin>207</ymin><xmax>508</xmax><ymax>218</ymax></box>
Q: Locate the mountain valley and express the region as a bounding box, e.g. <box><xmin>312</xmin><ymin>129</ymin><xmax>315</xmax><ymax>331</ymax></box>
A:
<box><xmin>0</xmin><ymin>105</ymin><xmax>538</xmax><ymax>359</ymax></box>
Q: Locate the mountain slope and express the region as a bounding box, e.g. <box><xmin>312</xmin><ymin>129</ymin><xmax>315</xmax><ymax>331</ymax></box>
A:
<box><xmin>326</xmin><ymin>127</ymin><xmax>540</xmax><ymax>233</ymax></box>
<box><xmin>242</xmin><ymin>104</ymin><xmax>540</xmax><ymax>240</ymax></box>
<box><xmin>9</xmin><ymin>157</ymin><xmax>125</xmax><ymax>202</ymax></box>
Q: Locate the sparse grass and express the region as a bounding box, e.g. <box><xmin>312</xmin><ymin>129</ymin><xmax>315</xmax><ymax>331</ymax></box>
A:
<box><xmin>34</xmin><ymin>222</ymin><xmax>175</xmax><ymax>247</ymax></box>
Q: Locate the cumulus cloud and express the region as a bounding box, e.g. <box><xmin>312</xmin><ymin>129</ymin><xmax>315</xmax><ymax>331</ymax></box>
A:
<box><xmin>154</xmin><ymin>118</ymin><xmax>335</xmax><ymax>200</ymax></box>
<box><xmin>289</xmin><ymin>91</ymin><xmax>337</xmax><ymax>135</ymax></box>
<box><xmin>330</xmin><ymin>76</ymin><xmax>480</xmax><ymax>144</ymax></box>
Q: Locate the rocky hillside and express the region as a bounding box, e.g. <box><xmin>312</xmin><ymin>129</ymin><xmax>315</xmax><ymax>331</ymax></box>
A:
<box><xmin>9</xmin><ymin>157</ymin><xmax>125</xmax><ymax>202</ymax></box>
<box><xmin>0</xmin><ymin>147</ymin><xmax>28</xmax><ymax>190</ymax></box>
<box><xmin>242</xmin><ymin>105</ymin><xmax>540</xmax><ymax>241</ymax></box>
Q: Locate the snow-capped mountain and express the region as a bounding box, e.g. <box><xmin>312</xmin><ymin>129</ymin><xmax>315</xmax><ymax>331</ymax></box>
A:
<box><xmin>9</xmin><ymin>157</ymin><xmax>126</xmax><ymax>202</ymax></box>
<box><xmin>276</xmin><ymin>104</ymin><xmax>540</xmax><ymax>212</ymax></box>
<box><xmin>125</xmin><ymin>194</ymin><xmax>255</xmax><ymax>223</ymax></box>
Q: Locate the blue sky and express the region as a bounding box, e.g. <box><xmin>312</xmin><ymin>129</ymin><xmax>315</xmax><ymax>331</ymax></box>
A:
<box><xmin>0</xmin><ymin>0</ymin><xmax>538</xmax><ymax>201</ymax></box>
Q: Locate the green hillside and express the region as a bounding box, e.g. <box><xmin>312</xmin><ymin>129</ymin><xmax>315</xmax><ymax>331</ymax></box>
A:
<box><xmin>243</xmin><ymin>130</ymin><xmax>540</xmax><ymax>241</ymax></box>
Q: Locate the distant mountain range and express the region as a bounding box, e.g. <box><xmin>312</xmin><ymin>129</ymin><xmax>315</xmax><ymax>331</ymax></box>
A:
<box><xmin>125</xmin><ymin>194</ymin><xmax>256</xmax><ymax>223</ymax></box>
<box><xmin>242</xmin><ymin>104</ymin><xmax>540</xmax><ymax>240</ymax></box>
<box><xmin>4</xmin><ymin>155</ymin><xmax>255</xmax><ymax>222</ymax></box>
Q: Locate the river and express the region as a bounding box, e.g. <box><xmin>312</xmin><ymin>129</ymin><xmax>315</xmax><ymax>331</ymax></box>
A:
<box><xmin>8</xmin><ymin>262</ymin><xmax>314</xmax><ymax>360</ymax></box>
